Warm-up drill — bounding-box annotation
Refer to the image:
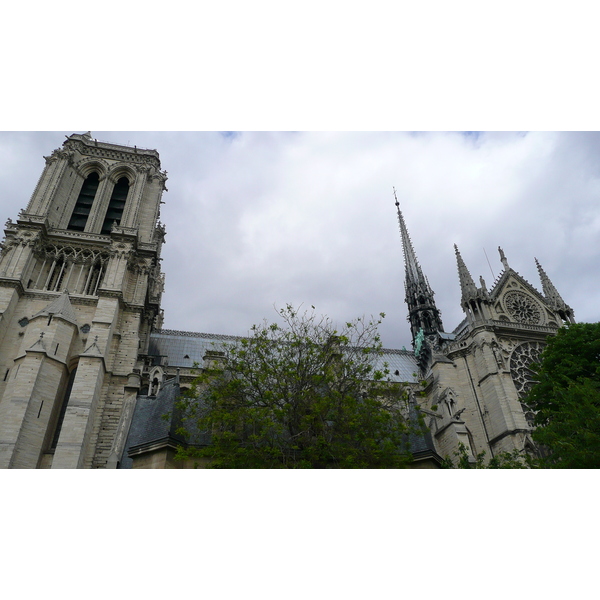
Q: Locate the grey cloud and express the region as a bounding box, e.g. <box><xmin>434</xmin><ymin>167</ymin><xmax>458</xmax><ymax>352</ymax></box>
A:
<box><xmin>1</xmin><ymin>131</ymin><xmax>598</xmax><ymax>351</ymax></box>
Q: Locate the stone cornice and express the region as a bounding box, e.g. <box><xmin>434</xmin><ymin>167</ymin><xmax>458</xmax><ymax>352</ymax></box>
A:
<box><xmin>488</xmin><ymin>319</ymin><xmax>559</xmax><ymax>334</ymax></box>
<box><xmin>0</xmin><ymin>278</ymin><xmax>25</xmax><ymax>295</ymax></box>
<box><xmin>96</xmin><ymin>288</ymin><xmax>124</xmax><ymax>301</ymax></box>
<box><xmin>65</xmin><ymin>134</ymin><xmax>161</xmax><ymax>167</ymax></box>
<box><xmin>46</xmin><ymin>228</ymin><xmax>112</xmax><ymax>247</ymax></box>
<box><xmin>15</xmin><ymin>214</ymin><xmax>49</xmax><ymax>230</ymax></box>
<box><xmin>137</xmin><ymin>241</ymin><xmax>159</xmax><ymax>253</ymax></box>
<box><xmin>109</xmin><ymin>225</ymin><xmax>138</xmax><ymax>242</ymax></box>
<box><xmin>22</xmin><ymin>290</ymin><xmax>100</xmax><ymax>307</ymax></box>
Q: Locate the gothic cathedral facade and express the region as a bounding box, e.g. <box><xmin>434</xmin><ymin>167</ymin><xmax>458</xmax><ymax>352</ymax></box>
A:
<box><xmin>0</xmin><ymin>134</ymin><xmax>576</xmax><ymax>467</ymax></box>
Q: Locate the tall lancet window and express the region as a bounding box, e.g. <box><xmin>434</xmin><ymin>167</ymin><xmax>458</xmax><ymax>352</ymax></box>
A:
<box><xmin>101</xmin><ymin>177</ymin><xmax>129</xmax><ymax>235</ymax></box>
<box><xmin>68</xmin><ymin>172</ymin><xmax>100</xmax><ymax>231</ymax></box>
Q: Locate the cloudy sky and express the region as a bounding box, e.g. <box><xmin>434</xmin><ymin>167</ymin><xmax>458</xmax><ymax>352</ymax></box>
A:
<box><xmin>2</xmin><ymin>6</ymin><xmax>597</xmax><ymax>591</ymax></box>
<box><xmin>0</xmin><ymin>131</ymin><xmax>598</xmax><ymax>350</ymax></box>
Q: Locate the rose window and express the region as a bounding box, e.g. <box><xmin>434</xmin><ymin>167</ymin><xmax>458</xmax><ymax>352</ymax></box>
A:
<box><xmin>504</xmin><ymin>291</ymin><xmax>542</xmax><ymax>325</ymax></box>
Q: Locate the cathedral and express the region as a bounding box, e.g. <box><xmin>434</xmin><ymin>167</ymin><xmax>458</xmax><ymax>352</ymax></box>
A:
<box><xmin>0</xmin><ymin>134</ymin><xmax>575</xmax><ymax>468</ymax></box>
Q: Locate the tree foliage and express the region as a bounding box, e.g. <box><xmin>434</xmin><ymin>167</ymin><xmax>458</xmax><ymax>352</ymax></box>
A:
<box><xmin>441</xmin><ymin>443</ymin><xmax>529</xmax><ymax>469</ymax></box>
<box><xmin>175</xmin><ymin>305</ymin><xmax>416</xmax><ymax>468</ymax></box>
<box><xmin>524</xmin><ymin>322</ymin><xmax>600</xmax><ymax>468</ymax></box>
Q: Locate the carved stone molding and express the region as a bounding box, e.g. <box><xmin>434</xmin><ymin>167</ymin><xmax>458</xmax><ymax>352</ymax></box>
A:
<box><xmin>73</xmin><ymin>156</ymin><xmax>111</xmax><ymax>180</ymax></box>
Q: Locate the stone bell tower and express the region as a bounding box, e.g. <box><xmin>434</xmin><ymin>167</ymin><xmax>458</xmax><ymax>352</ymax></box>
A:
<box><xmin>0</xmin><ymin>132</ymin><xmax>168</xmax><ymax>468</ymax></box>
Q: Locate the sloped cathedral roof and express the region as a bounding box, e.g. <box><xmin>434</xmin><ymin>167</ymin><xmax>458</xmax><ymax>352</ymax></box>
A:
<box><xmin>148</xmin><ymin>329</ymin><xmax>421</xmax><ymax>383</ymax></box>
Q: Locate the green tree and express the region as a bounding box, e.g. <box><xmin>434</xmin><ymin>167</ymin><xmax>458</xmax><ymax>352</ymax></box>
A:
<box><xmin>524</xmin><ymin>322</ymin><xmax>600</xmax><ymax>468</ymax></box>
<box><xmin>441</xmin><ymin>443</ymin><xmax>530</xmax><ymax>469</ymax></box>
<box><xmin>175</xmin><ymin>305</ymin><xmax>416</xmax><ymax>468</ymax></box>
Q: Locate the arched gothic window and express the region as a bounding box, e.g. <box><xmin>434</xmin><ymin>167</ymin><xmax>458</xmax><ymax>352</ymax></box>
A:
<box><xmin>68</xmin><ymin>172</ymin><xmax>100</xmax><ymax>231</ymax></box>
<box><xmin>102</xmin><ymin>177</ymin><xmax>129</xmax><ymax>235</ymax></box>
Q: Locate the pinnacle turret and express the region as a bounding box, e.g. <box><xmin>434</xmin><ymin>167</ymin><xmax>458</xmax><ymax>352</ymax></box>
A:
<box><xmin>535</xmin><ymin>258</ymin><xmax>575</xmax><ymax>322</ymax></box>
<box><xmin>454</xmin><ymin>244</ymin><xmax>478</xmax><ymax>304</ymax></box>
<box><xmin>535</xmin><ymin>258</ymin><xmax>563</xmax><ymax>304</ymax></box>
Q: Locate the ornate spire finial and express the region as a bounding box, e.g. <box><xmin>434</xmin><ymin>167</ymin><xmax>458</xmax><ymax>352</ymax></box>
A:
<box><xmin>454</xmin><ymin>244</ymin><xmax>478</xmax><ymax>303</ymax></box>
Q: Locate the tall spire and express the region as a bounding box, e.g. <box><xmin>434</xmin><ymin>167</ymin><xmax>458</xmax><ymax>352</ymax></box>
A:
<box><xmin>454</xmin><ymin>244</ymin><xmax>478</xmax><ymax>304</ymax></box>
<box><xmin>393</xmin><ymin>189</ymin><xmax>444</xmax><ymax>347</ymax></box>
<box><xmin>394</xmin><ymin>188</ymin><xmax>430</xmax><ymax>294</ymax></box>
<box><xmin>535</xmin><ymin>258</ymin><xmax>575</xmax><ymax>322</ymax></box>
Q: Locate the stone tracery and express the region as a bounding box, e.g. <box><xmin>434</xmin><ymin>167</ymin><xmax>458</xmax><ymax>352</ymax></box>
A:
<box><xmin>509</xmin><ymin>341</ymin><xmax>545</xmax><ymax>427</ymax></box>
<box><xmin>503</xmin><ymin>290</ymin><xmax>542</xmax><ymax>325</ymax></box>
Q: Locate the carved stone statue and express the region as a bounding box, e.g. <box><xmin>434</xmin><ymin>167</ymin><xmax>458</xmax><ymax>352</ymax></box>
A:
<box><xmin>491</xmin><ymin>340</ymin><xmax>505</xmax><ymax>369</ymax></box>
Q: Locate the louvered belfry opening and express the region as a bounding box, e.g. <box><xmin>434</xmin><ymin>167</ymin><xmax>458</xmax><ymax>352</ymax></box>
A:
<box><xmin>102</xmin><ymin>177</ymin><xmax>129</xmax><ymax>235</ymax></box>
<box><xmin>68</xmin><ymin>172</ymin><xmax>100</xmax><ymax>231</ymax></box>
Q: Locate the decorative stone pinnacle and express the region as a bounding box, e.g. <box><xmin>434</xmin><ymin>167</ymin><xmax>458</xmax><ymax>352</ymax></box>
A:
<box><xmin>454</xmin><ymin>244</ymin><xmax>478</xmax><ymax>303</ymax></box>
<box><xmin>535</xmin><ymin>257</ymin><xmax>567</xmax><ymax>309</ymax></box>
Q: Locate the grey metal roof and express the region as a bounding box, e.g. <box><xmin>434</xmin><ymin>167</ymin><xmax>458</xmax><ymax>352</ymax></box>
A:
<box><xmin>119</xmin><ymin>378</ymin><xmax>185</xmax><ymax>469</ymax></box>
<box><xmin>149</xmin><ymin>330</ymin><xmax>421</xmax><ymax>383</ymax></box>
<box><xmin>148</xmin><ymin>331</ymin><xmax>242</xmax><ymax>369</ymax></box>
<box><xmin>374</xmin><ymin>349</ymin><xmax>420</xmax><ymax>383</ymax></box>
